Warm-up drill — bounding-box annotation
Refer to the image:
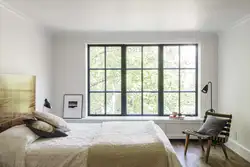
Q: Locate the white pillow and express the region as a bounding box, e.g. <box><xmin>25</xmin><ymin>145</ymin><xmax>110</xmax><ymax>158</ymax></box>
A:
<box><xmin>0</xmin><ymin>125</ymin><xmax>39</xmax><ymax>167</ymax></box>
<box><xmin>33</xmin><ymin>111</ymin><xmax>70</xmax><ymax>132</ymax></box>
<box><xmin>0</xmin><ymin>124</ymin><xmax>39</xmax><ymax>142</ymax></box>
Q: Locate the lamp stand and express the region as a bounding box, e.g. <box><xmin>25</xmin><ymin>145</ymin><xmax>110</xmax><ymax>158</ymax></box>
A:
<box><xmin>208</xmin><ymin>81</ymin><xmax>215</xmax><ymax>113</ymax></box>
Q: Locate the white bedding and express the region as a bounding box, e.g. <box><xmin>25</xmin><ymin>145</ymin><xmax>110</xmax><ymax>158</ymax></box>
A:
<box><xmin>25</xmin><ymin>123</ymin><xmax>101</xmax><ymax>167</ymax></box>
<box><xmin>0</xmin><ymin>122</ymin><xmax>181</xmax><ymax>167</ymax></box>
<box><xmin>0</xmin><ymin>125</ymin><xmax>39</xmax><ymax>167</ymax></box>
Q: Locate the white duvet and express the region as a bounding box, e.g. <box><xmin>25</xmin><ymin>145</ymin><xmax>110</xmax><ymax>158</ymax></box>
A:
<box><xmin>0</xmin><ymin>125</ymin><xmax>39</xmax><ymax>167</ymax></box>
<box><xmin>0</xmin><ymin>121</ymin><xmax>181</xmax><ymax>167</ymax></box>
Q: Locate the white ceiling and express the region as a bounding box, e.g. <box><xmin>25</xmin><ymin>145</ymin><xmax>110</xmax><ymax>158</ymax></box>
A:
<box><xmin>2</xmin><ymin>0</ymin><xmax>250</xmax><ymax>32</ymax></box>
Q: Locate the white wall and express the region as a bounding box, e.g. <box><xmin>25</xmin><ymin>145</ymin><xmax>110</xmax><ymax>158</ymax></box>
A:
<box><xmin>218</xmin><ymin>19</ymin><xmax>250</xmax><ymax>160</ymax></box>
<box><xmin>52</xmin><ymin>32</ymin><xmax>218</xmax><ymax>117</ymax></box>
<box><xmin>0</xmin><ymin>5</ymin><xmax>52</xmax><ymax>111</ymax></box>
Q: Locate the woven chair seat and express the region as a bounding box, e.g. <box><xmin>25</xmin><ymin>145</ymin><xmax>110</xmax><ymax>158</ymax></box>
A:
<box><xmin>182</xmin><ymin>129</ymin><xmax>227</xmax><ymax>143</ymax></box>
<box><xmin>182</xmin><ymin>129</ymin><xmax>210</xmax><ymax>138</ymax></box>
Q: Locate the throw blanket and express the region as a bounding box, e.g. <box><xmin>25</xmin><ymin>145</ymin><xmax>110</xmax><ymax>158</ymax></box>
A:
<box><xmin>88</xmin><ymin>121</ymin><xmax>170</xmax><ymax>167</ymax></box>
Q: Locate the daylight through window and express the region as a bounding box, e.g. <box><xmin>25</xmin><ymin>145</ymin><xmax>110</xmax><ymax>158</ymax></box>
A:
<box><xmin>88</xmin><ymin>44</ymin><xmax>198</xmax><ymax>116</ymax></box>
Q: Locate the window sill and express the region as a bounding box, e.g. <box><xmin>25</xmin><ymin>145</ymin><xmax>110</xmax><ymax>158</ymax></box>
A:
<box><xmin>65</xmin><ymin>116</ymin><xmax>203</xmax><ymax>124</ymax></box>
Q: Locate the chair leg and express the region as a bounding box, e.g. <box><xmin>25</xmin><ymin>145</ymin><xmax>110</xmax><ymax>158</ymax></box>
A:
<box><xmin>221</xmin><ymin>143</ymin><xmax>228</xmax><ymax>159</ymax></box>
<box><xmin>198</xmin><ymin>137</ymin><xmax>205</xmax><ymax>152</ymax></box>
<box><xmin>184</xmin><ymin>134</ymin><xmax>190</xmax><ymax>156</ymax></box>
<box><xmin>206</xmin><ymin>140</ymin><xmax>212</xmax><ymax>163</ymax></box>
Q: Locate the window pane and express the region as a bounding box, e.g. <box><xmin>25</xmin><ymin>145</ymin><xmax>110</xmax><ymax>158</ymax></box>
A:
<box><xmin>143</xmin><ymin>46</ymin><xmax>158</xmax><ymax>68</ymax></box>
<box><xmin>90</xmin><ymin>47</ymin><xmax>104</xmax><ymax>68</ymax></box>
<box><xmin>90</xmin><ymin>70</ymin><xmax>104</xmax><ymax>91</ymax></box>
<box><xmin>106</xmin><ymin>47</ymin><xmax>121</xmax><ymax>68</ymax></box>
<box><xmin>90</xmin><ymin>93</ymin><xmax>105</xmax><ymax>114</ymax></box>
<box><xmin>127</xmin><ymin>47</ymin><xmax>141</xmax><ymax>68</ymax></box>
<box><xmin>164</xmin><ymin>70</ymin><xmax>179</xmax><ymax>91</ymax></box>
<box><xmin>127</xmin><ymin>93</ymin><xmax>141</xmax><ymax>115</ymax></box>
<box><xmin>106</xmin><ymin>70</ymin><xmax>121</xmax><ymax>91</ymax></box>
<box><xmin>143</xmin><ymin>70</ymin><xmax>158</xmax><ymax>91</ymax></box>
<box><xmin>127</xmin><ymin>70</ymin><xmax>141</xmax><ymax>91</ymax></box>
<box><xmin>180</xmin><ymin>70</ymin><xmax>196</xmax><ymax>91</ymax></box>
<box><xmin>164</xmin><ymin>46</ymin><xmax>179</xmax><ymax>68</ymax></box>
<box><xmin>106</xmin><ymin>93</ymin><xmax>121</xmax><ymax>115</ymax></box>
<box><xmin>164</xmin><ymin>93</ymin><xmax>179</xmax><ymax>115</ymax></box>
<box><xmin>180</xmin><ymin>46</ymin><xmax>196</xmax><ymax>68</ymax></box>
<box><xmin>143</xmin><ymin>93</ymin><xmax>158</xmax><ymax>114</ymax></box>
<box><xmin>180</xmin><ymin>93</ymin><xmax>195</xmax><ymax>115</ymax></box>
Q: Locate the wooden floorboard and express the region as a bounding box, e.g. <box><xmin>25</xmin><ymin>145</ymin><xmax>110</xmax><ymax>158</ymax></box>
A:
<box><xmin>171</xmin><ymin>140</ymin><xmax>250</xmax><ymax>167</ymax></box>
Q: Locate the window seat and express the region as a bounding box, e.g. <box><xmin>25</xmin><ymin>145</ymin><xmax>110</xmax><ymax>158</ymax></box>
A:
<box><xmin>65</xmin><ymin>117</ymin><xmax>203</xmax><ymax>139</ymax></box>
<box><xmin>66</xmin><ymin>116</ymin><xmax>202</xmax><ymax>123</ymax></box>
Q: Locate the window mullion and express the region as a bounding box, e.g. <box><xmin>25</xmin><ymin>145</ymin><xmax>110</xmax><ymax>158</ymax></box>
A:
<box><xmin>195</xmin><ymin>44</ymin><xmax>198</xmax><ymax>116</ymax></box>
<box><xmin>141</xmin><ymin>46</ymin><xmax>143</xmax><ymax>115</ymax></box>
<box><xmin>158</xmin><ymin>45</ymin><xmax>164</xmax><ymax>116</ymax></box>
<box><xmin>104</xmin><ymin>47</ymin><xmax>107</xmax><ymax>115</ymax></box>
<box><xmin>121</xmin><ymin>45</ymin><xmax>127</xmax><ymax>116</ymax></box>
<box><xmin>88</xmin><ymin>45</ymin><xmax>91</xmax><ymax>116</ymax></box>
<box><xmin>178</xmin><ymin>45</ymin><xmax>181</xmax><ymax>116</ymax></box>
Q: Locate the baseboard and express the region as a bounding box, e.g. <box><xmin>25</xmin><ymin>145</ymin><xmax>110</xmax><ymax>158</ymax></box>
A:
<box><xmin>226</xmin><ymin>139</ymin><xmax>250</xmax><ymax>163</ymax></box>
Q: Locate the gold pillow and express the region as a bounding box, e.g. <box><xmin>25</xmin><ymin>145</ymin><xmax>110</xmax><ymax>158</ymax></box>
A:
<box><xmin>33</xmin><ymin>111</ymin><xmax>70</xmax><ymax>132</ymax></box>
<box><xmin>31</xmin><ymin>121</ymin><xmax>54</xmax><ymax>133</ymax></box>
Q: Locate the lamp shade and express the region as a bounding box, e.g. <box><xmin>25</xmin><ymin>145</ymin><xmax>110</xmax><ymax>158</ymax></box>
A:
<box><xmin>201</xmin><ymin>84</ymin><xmax>209</xmax><ymax>93</ymax></box>
<box><xmin>44</xmin><ymin>99</ymin><xmax>51</xmax><ymax>109</ymax></box>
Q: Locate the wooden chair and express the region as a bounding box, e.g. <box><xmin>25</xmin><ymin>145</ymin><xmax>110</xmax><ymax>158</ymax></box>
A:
<box><xmin>182</xmin><ymin>111</ymin><xmax>232</xmax><ymax>163</ymax></box>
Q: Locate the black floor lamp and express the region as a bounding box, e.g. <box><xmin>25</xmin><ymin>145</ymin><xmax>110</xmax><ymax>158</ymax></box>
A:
<box><xmin>201</xmin><ymin>81</ymin><xmax>215</xmax><ymax>113</ymax></box>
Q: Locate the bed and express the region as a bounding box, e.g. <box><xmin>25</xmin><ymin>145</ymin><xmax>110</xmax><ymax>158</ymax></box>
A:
<box><xmin>0</xmin><ymin>75</ymin><xmax>181</xmax><ymax>167</ymax></box>
<box><xmin>0</xmin><ymin>121</ymin><xmax>181</xmax><ymax>167</ymax></box>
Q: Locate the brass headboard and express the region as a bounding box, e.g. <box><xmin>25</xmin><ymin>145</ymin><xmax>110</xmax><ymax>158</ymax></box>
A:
<box><xmin>0</xmin><ymin>74</ymin><xmax>36</xmax><ymax>122</ymax></box>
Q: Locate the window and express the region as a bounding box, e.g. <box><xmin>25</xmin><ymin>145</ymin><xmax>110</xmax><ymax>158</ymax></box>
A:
<box><xmin>88</xmin><ymin>44</ymin><xmax>198</xmax><ymax>116</ymax></box>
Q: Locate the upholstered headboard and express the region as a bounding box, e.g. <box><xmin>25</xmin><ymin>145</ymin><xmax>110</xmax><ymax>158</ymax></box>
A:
<box><xmin>0</xmin><ymin>74</ymin><xmax>36</xmax><ymax>123</ymax></box>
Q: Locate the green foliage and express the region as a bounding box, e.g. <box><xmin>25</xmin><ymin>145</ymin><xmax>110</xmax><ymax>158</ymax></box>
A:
<box><xmin>90</xmin><ymin>70</ymin><xmax>104</xmax><ymax>90</ymax></box>
<box><xmin>107</xmin><ymin>70</ymin><xmax>121</xmax><ymax>91</ymax></box>
<box><xmin>164</xmin><ymin>93</ymin><xmax>178</xmax><ymax>115</ymax></box>
<box><xmin>90</xmin><ymin>47</ymin><xmax>104</xmax><ymax>68</ymax></box>
<box><xmin>143</xmin><ymin>70</ymin><xmax>158</xmax><ymax>91</ymax></box>
<box><xmin>143</xmin><ymin>93</ymin><xmax>158</xmax><ymax>114</ymax></box>
<box><xmin>127</xmin><ymin>70</ymin><xmax>141</xmax><ymax>91</ymax></box>
<box><xmin>90</xmin><ymin>93</ymin><xmax>104</xmax><ymax>114</ymax></box>
<box><xmin>127</xmin><ymin>47</ymin><xmax>141</xmax><ymax>68</ymax></box>
<box><xmin>106</xmin><ymin>47</ymin><xmax>121</xmax><ymax>68</ymax></box>
<box><xmin>127</xmin><ymin>93</ymin><xmax>141</xmax><ymax>115</ymax></box>
<box><xmin>164</xmin><ymin>70</ymin><xmax>179</xmax><ymax>91</ymax></box>
<box><xmin>164</xmin><ymin>46</ymin><xmax>179</xmax><ymax>68</ymax></box>
<box><xmin>106</xmin><ymin>93</ymin><xmax>121</xmax><ymax>114</ymax></box>
<box><xmin>143</xmin><ymin>47</ymin><xmax>158</xmax><ymax>68</ymax></box>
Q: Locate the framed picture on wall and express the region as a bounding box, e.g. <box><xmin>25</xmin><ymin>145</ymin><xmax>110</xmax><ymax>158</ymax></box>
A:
<box><xmin>63</xmin><ymin>94</ymin><xmax>83</xmax><ymax>119</ymax></box>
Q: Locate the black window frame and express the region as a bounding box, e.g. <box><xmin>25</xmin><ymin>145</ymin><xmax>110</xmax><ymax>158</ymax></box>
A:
<box><xmin>88</xmin><ymin>44</ymin><xmax>198</xmax><ymax>116</ymax></box>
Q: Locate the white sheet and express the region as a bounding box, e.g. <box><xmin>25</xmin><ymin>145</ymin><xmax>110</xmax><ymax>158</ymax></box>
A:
<box><xmin>25</xmin><ymin>123</ymin><xmax>101</xmax><ymax>167</ymax></box>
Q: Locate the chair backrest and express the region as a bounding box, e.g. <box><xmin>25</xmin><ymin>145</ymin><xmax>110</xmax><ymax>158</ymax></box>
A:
<box><xmin>203</xmin><ymin>111</ymin><xmax>232</xmax><ymax>142</ymax></box>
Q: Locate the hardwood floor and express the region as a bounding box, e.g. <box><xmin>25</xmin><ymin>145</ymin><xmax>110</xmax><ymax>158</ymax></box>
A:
<box><xmin>171</xmin><ymin>140</ymin><xmax>250</xmax><ymax>167</ymax></box>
